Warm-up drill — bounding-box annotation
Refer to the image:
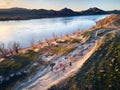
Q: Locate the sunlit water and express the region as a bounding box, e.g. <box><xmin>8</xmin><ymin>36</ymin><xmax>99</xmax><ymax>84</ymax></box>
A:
<box><xmin>0</xmin><ymin>15</ymin><xmax>107</xmax><ymax>48</ymax></box>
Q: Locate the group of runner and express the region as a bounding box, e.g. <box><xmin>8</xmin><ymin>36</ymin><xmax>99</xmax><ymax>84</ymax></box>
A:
<box><xmin>50</xmin><ymin>56</ymin><xmax>73</xmax><ymax>72</ymax></box>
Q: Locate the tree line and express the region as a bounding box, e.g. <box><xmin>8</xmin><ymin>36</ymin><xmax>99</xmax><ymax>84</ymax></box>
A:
<box><xmin>0</xmin><ymin>29</ymin><xmax>82</xmax><ymax>58</ymax></box>
<box><xmin>0</xmin><ymin>42</ymin><xmax>20</xmax><ymax>58</ymax></box>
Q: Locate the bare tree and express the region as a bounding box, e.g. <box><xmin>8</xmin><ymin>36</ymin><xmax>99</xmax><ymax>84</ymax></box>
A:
<box><xmin>0</xmin><ymin>43</ymin><xmax>8</xmax><ymax>58</ymax></box>
<box><xmin>13</xmin><ymin>42</ymin><xmax>20</xmax><ymax>55</ymax></box>
<box><xmin>52</xmin><ymin>33</ymin><xmax>58</xmax><ymax>41</ymax></box>
<box><xmin>38</xmin><ymin>40</ymin><xmax>43</xmax><ymax>48</ymax></box>
<box><xmin>31</xmin><ymin>39</ymin><xmax>36</xmax><ymax>49</ymax></box>
<box><xmin>8</xmin><ymin>43</ymin><xmax>14</xmax><ymax>55</ymax></box>
<box><xmin>45</xmin><ymin>38</ymin><xmax>51</xmax><ymax>46</ymax></box>
<box><xmin>65</xmin><ymin>33</ymin><xmax>69</xmax><ymax>38</ymax></box>
<box><xmin>77</xmin><ymin>28</ymin><xmax>81</xmax><ymax>34</ymax></box>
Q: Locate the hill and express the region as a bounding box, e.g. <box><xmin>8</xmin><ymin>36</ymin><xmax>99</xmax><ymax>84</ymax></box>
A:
<box><xmin>81</xmin><ymin>7</ymin><xmax>107</xmax><ymax>15</ymax></box>
<box><xmin>96</xmin><ymin>14</ymin><xmax>120</xmax><ymax>27</ymax></box>
<box><xmin>0</xmin><ymin>7</ymin><xmax>120</xmax><ymax>21</ymax></box>
<box><xmin>49</xmin><ymin>14</ymin><xmax>120</xmax><ymax>90</ymax></box>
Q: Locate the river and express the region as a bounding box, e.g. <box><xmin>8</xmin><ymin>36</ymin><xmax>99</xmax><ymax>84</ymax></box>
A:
<box><xmin>0</xmin><ymin>15</ymin><xmax>106</xmax><ymax>47</ymax></box>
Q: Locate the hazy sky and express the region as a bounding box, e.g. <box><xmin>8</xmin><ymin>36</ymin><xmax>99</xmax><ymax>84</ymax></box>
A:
<box><xmin>0</xmin><ymin>0</ymin><xmax>120</xmax><ymax>11</ymax></box>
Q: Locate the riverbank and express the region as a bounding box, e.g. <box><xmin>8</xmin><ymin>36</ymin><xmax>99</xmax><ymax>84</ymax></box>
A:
<box><xmin>0</xmin><ymin>14</ymin><xmax>100</xmax><ymax>48</ymax></box>
<box><xmin>0</xmin><ymin>24</ymin><xmax>92</xmax><ymax>90</ymax></box>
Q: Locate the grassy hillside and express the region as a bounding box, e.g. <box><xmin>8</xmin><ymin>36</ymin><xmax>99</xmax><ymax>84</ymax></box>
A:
<box><xmin>49</xmin><ymin>32</ymin><xmax>120</xmax><ymax>90</ymax></box>
<box><xmin>49</xmin><ymin>14</ymin><xmax>120</xmax><ymax>90</ymax></box>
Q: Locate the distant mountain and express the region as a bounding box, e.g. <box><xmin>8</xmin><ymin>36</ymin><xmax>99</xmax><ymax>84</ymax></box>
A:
<box><xmin>107</xmin><ymin>10</ymin><xmax>120</xmax><ymax>14</ymax></box>
<box><xmin>57</xmin><ymin>8</ymin><xmax>79</xmax><ymax>16</ymax></box>
<box><xmin>60</xmin><ymin>8</ymin><xmax>74</xmax><ymax>12</ymax></box>
<box><xmin>81</xmin><ymin>7</ymin><xmax>107</xmax><ymax>15</ymax></box>
<box><xmin>9</xmin><ymin>7</ymin><xmax>29</xmax><ymax>11</ymax></box>
<box><xmin>0</xmin><ymin>7</ymin><xmax>29</xmax><ymax>12</ymax></box>
<box><xmin>0</xmin><ymin>7</ymin><xmax>119</xmax><ymax>21</ymax></box>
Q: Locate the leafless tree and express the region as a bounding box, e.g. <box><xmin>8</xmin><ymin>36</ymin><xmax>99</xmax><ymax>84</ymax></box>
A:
<box><xmin>52</xmin><ymin>33</ymin><xmax>58</xmax><ymax>41</ymax></box>
<box><xmin>77</xmin><ymin>28</ymin><xmax>81</xmax><ymax>34</ymax></box>
<box><xmin>38</xmin><ymin>40</ymin><xmax>43</xmax><ymax>48</ymax></box>
<box><xmin>45</xmin><ymin>38</ymin><xmax>51</xmax><ymax>46</ymax></box>
<box><xmin>8</xmin><ymin>43</ymin><xmax>14</xmax><ymax>55</ymax></box>
<box><xmin>31</xmin><ymin>39</ymin><xmax>36</xmax><ymax>49</ymax></box>
<box><xmin>13</xmin><ymin>42</ymin><xmax>20</xmax><ymax>55</ymax></box>
<box><xmin>0</xmin><ymin>43</ymin><xmax>8</xmax><ymax>58</ymax></box>
<box><xmin>65</xmin><ymin>33</ymin><xmax>69</xmax><ymax>38</ymax></box>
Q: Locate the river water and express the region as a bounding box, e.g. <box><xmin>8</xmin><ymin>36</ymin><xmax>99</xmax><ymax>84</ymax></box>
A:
<box><xmin>0</xmin><ymin>15</ymin><xmax>106</xmax><ymax>47</ymax></box>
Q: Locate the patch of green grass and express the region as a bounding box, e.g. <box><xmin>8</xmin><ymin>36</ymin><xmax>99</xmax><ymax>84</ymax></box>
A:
<box><xmin>51</xmin><ymin>45</ymin><xmax>76</xmax><ymax>55</ymax></box>
<box><xmin>66</xmin><ymin>38</ymin><xmax>81</xmax><ymax>44</ymax></box>
<box><xmin>113</xmin><ymin>19</ymin><xmax>120</xmax><ymax>27</ymax></box>
<box><xmin>82</xmin><ymin>31</ymin><xmax>92</xmax><ymax>38</ymax></box>
<box><xmin>105</xmin><ymin>32</ymin><xmax>115</xmax><ymax>41</ymax></box>
<box><xmin>0</xmin><ymin>55</ymin><xmax>31</xmax><ymax>76</ymax></box>
<box><xmin>23</xmin><ymin>50</ymin><xmax>37</xmax><ymax>58</ymax></box>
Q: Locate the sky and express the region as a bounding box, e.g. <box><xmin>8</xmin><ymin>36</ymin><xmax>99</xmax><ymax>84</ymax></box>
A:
<box><xmin>0</xmin><ymin>0</ymin><xmax>120</xmax><ymax>11</ymax></box>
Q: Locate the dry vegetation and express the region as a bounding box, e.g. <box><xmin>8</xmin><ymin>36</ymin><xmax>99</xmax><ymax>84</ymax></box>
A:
<box><xmin>96</xmin><ymin>14</ymin><xmax>120</xmax><ymax>27</ymax></box>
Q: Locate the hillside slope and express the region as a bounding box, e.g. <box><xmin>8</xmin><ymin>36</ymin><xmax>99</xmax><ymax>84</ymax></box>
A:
<box><xmin>96</xmin><ymin>14</ymin><xmax>120</xmax><ymax>27</ymax></box>
<box><xmin>49</xmin><ymin>14</ymin><xmax>120</xmax><ymax>90</ymax></box>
